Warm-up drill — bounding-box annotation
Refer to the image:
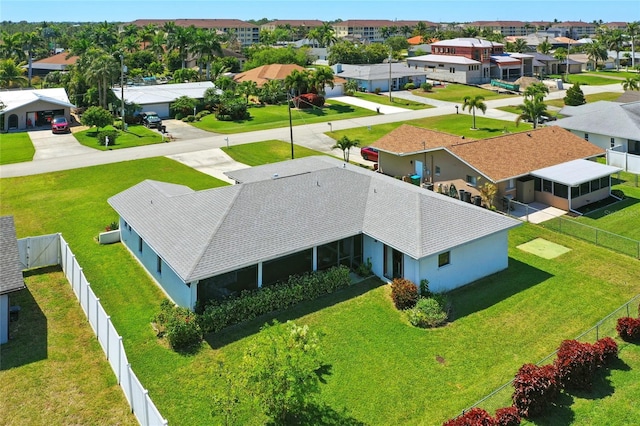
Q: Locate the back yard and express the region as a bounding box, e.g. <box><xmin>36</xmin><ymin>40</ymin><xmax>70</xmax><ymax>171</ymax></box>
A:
<box><xmin>1</xmin><ymin>157</ymin><xmax>639</xmax><ymax>425</ymax></box>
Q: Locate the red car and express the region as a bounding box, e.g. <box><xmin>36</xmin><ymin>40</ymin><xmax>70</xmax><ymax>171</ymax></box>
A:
<box><xmin>51</xmin><ymin>116</ymin><xmax>70</xmax><ymax>134</ymax></box>
<box><xmin>360</xmin><ymin>146</ymin><xmax>379</xmax><ymax>162</ymax></box>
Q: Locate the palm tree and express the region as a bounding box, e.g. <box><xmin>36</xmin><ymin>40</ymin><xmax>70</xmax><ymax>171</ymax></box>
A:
<box><xmin>310</xmin><ymin>66</ymin><xmax>334</xmax><ymax>95</ymax></box>
<box><xmin>237</xmin><ymin>80</ymin><xmax>257</xmax><ymax>103</ymax></box>
<box><xmin>85</xmin><ymin>51</ymin><xmax>119</xmax><ymax>109</ymax></box>
<box><xmin>331</xmin><ymin>136</ymin><xmax>360</xmax><ymax>162</ymax></box>
<box><xmin>537</xmin><ymin>38</ymin><xmax>552</xmax><ymax>55</ymax></box>
<box><xmin>510</xmin><ymin>38</ymin><xmax>529</xmax><ymax>53</ymax></box>
<box><xmin>622</xmin><ymin>76</ymin><xmax>640</xmax><ymax>91</ymax></box>
<box><xmin>121</xmin><ymin>35</ymin><xmax>140</xmax><ymax>53</ymax></box>
<box><xmin>462</xmin><ymin>95</ymin><xmax>487</xmax><ymax>130</ymax></box>
<box><xmin>523</xmin><ymin>82</ymin><xmax>549</xmax><ymax>100</ymax></box>
<box><xmin>192</xmin><ymin>29</ymin><xmax>222</xmax><ymax>80</ymax></box>
<box><xmin>20</xmin><ymin>31</ymin><xmax>44</xmax><ymax>86</ymax></box>
<box><xmin>516</xmin><ymin>96</ymin><xmax>547</xmax><ymax>129</ymax></box>
<box><xmin>167</xmin><ymin>25</ymin><xmax>196</xmax><ymax>69</ymax></box>
<box><xmin>140</xmin><ymin>24</ymin><xmax>158</xmax><ymax>49</ymax></box>
<box><xmin>584</xmin><ymin>39</ymin><xmax>608</xmax><ymax>70</ymax></box>
<box><xmin>603</xmin><ymin>29</ymin><xmax>625</xmax><ymax>70</ymax></box>
<box><xmin>317</xmin><ymin>23</ymin><xmax>337</xmax><ymax>47</ymax></box>
<box><xmin>284</xmin><ymin>69</ymin><xmax>310</xmax><ymax>98</ymax></box>
<box><xmin>148</xmin><ymin>32</ymin><xmax>167</xmax><ymax>61</ymax></box>
<box><xmin>344</xmin><ymin>79</ymin><xmax>358</xmax><ymax>95</ymax></box>
<box><xmin>627</xmin><ymin>22</ymin><xmax>639</xmax><ymax>69</ymax></box>
<box><xmin>0</xmin><ymin>31</ymin><xmax>26</xmax><ymax>62</ymax></box>
<box><xmin>414</xmin><ymin>22</ymin><xmax>428</xmax><ymax>38</ymax></box>
<box><xmin>0</xmin><ymin>59</ymin><xmax>28</xmax><ymax>88</ymax></box>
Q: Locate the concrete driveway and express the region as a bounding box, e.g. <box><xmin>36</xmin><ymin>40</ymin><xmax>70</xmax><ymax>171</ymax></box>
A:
<box><xmin>330</xmin><ymin>96</ymin><xmax>410</xmax><ymax>114</ymax></box>
<box><xmin>166</xmin><ymin>148</ymin><xmax>249</xmax><ymax>183</ymax></box>
<box><xmin>161</xmin><ymin>119</ymin><xmax>214</xmax><ymax>140</ymax></box>
<box><xmin>29</xmin><ymin>128</ymin><xmax>95</xmax><ymax>160</ymax></box>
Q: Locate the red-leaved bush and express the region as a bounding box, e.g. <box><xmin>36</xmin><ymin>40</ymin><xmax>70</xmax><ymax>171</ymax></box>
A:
<box><xmin>512</xmin><ymin>363</ymin><xmax>559</xmax><ymax>418</ymax></box>
<box><xmin>593</xmin><ymin>337</ymin><xmax>618</xmax><ymax>367</ymax></box>
<box><xmin>554</xmin><ymin>339</ymin><xmax>597</xmax><ymax>391</ymax></box>
<box><xmin>291</xmin><ymin>93</ymin><xmax>325</xmax><ymax>109</ymax></box>
<box><xmin>616</xmin><ymin>317</ymin><xmax>640</xmax><ymax>342</ymax></box>
<box><xmin>442</xmin><ymin>407</ymin><xmax>494</xmax><ymax>426</ymax></box>
<box><xmin>390</xmin><ymin>278</ymin><xmax>418</xmax><ymax>310</ymax></box>
<box><xmin>494</xmin><ymin>406</ymin><xmax>521</xmax><ymax>426</ymax></box>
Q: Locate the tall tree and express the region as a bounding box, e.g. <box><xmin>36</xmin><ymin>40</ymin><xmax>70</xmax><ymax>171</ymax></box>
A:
<box><xmin>0</xmin><ymin>59</ymin><xmax>28</xmax><ymax>88</ymax></box>
<box><xmin>167</xmin><ymin>25</ymin><xmax>196</xmax><ymax>69</ymax></box>
<box><xmin>462</xmin><ymin>95</ymin><xmax>487</xmax><ymax>130</ymax></box>
<box><xmin>284</xmin><ymin>68</ymin><xmax>310</xmax><ymax>97</ymax></box>
<box><xmin>85</xmin><ymin>50</ymin><xmax>119</xmax><ymax>108</ymax></box>
<box><xmin>515</xmin><ymin>95</ymin><xmax>547</xmax><ymax>129</ymax></box>
<box><xmin>20</xmin><ymin>31</ymin><xmax>44</xmax><ymax>86</ymax></box>
<box><xmin>310</xmin><ymin>66</ymin><xmax>334</xmax><ymax>95</ymax></box>
<box><xmin>584</xmin><ymin>39</ymin><xmax>608</xmax><ymax>70</ymax></box>
<box><xmin>0</xmin><ymin>31</ymin><xmax>26</xmax><ymax>62</ymax></box>
<box><xmin>563</xmin><ymin>82</ymin><xmax>586</xmax><ymax>106</ymax></box>
<box><xmin>523</xmin><ymin>82</ymin><xmax>549</xmax><ymax>100</ymax></box>
<box><xmin>602</xmin><ymin>28</ymin><xmax>625</xmax><ymax>70</ymax></box>
<box><xmin>627</xmin><ymin>21</ymin><xmax>639</xmax><ymax>69</ymax></box>
<box><xmin>537</xmin><ymin>38</ymin><xmax>552</xmax><ymax>55</ymax></box>
<box><xmin>622</xmin><ymin>76</ymin><xmax>640</xmax><ymax>91</ymax></box>
<box><xmin>192</xmin><ymin>28</ymin><xmax>223</xmax><ymax>80</ymax></box>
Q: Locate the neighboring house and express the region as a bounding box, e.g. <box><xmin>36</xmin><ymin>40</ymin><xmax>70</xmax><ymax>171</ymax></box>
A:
<box><xmin>23</xmin><ymin>51</ymin><xmax>79</xmax><ymax>77</ymax></box>
<box><xmin>332</xmin><ymin>62</ymin><xmax>428</xmax><ymax>92</ymax></box>
<box><xmin>108</xmin><ymin>156</ymin><xmax>521</xmax><ymax>310</ymax></box>
<box><xmin>1</xmin><ymin>216</ymin><xmax>25</xmax><ymax>345</ymax></box>
<box><xmin>112</xmin><ymin>81</ymin><xmax>216</xmax><ymax>118</ymax></box>
<box><xmin>528</xmin><ymin>52</ymin><xmax>561</xmax><ymax>77</ymax></box>
<box><xmin>0</xmin><ymin>87</ymin><xmax>75</xmax><ymax>132</ymax></box>
<box><xmin>126</xmin><ymin>19</ymin><xmax>260</xmax><ymax>47</ymax></box>
<box><xmin>371</xmin><ymin>125</ymin><xmax>618</xmax><ymax>212</ymax></box>
<box><xmin>553</xmin><ymin>101</ymin><xmax>640</xmax><ymax>154</ymax></box>
<box><xmin>568</xmin><ymin>53</ymin><xmax>614</xmax><ymax>71</ymax></box>
<box><xmin>233</xmin><ymin>63</ymin><xmax>344</xmax><ymax>97</ymax></box>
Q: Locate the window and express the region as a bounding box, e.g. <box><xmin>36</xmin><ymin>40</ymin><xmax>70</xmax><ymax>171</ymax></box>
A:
<box><xmin>466</xmin><ymin>175</ymin><xmax>477</xmax><ymax>186</ymax></box>
<box><xmin>600</xmin><ymin>176</ymin><xmax>609</xmax><ymax>188</ymax></box>
<box><xmin>157</xmin><ymin>256</ymin><xmax>162</xmax><ymax>274</ymax></box>
<box><xmin>580</xmin><ymin>182</ymin><xmax>590</xmax><ymax>195</ymax></box>
<box><xmin>438</xmin><ymin>251</ymin><xmax>450</xmax><ymax>267</ymax></box>
<box><xmin>138</xmin><ymin>236</ymin><xmax>143</xmax><ymax>253</ymax></box>
<box><xmin>506</xmin><ymin>179</ymin><xmax>515</xmax><ymax>190</ymax></box>
<box><xmin>542</xmin><ymin>179</ymin><xmax>552</xmax><ymax>193</ymax></box>
<box><xmin>590</xmin><ymin>178</ymin><xmax>601</xmax><ymax>191</ymax></box>
<box><xmin>571</xmin><ymin>186</ymin><xmax>580</xmax><ymax>199</ymax></box>
<box><xmin>553</xmin><ymin>182</ymin><xmax>568</xmax><ymax>199</ymax></box>
<box><xmin>534</xmin><ymin>177</ymin><xmax>541</xmax><ymax>191</ymax></box>
<box><xmin>435</xmin><ymin>166</ymin><xmax>441</xmax><ymax>176</ymax></box>
<box><xmin>584</xmin><ymin>133</ymin><xmax>589</xmax><ymax>141</ymax></box>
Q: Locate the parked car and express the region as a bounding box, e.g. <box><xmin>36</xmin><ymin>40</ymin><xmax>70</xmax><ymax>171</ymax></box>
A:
<box><xmin>51</xmin><ymin>116</ymin><xmax>70</xmax><ymax>134</ymax></box>
<box><xmin>360</xmin><ymin>146</ymin><xmax>379</xmax><ymax>162</ymax></box>
<box><xmin>140</xmin><ymin>112</ymin><xmax>162</xmax><ymax>129</ymax></box>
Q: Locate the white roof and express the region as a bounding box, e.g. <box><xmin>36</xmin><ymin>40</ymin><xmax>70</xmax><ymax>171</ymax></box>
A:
<box><xmin>432</xmin><ymin>38</ymin><xmax>503</xmax><ymax>48</ymax></box>
<box><xmin>531</xmin><ymin>159</ymin><xmax>621</xmax><ymax>186</ymax></box>
<box><xmin>0</xmin><ymin>88</ymin><xmax>75</xmax><ymax>114</ymax></box>
<box><xmin>408</xmin><ymin>54</ymin><xmax>481</xmax><ymax>65</ymax></box>
<box><xmin>112</xmin><ymin>82</ymin><xmax>216</xmax><ymax>105</ymax></box>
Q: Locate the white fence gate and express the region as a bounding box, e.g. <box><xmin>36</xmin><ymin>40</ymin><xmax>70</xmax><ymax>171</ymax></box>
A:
<box><xmin>18</xmin><ymin>234</ymin><xmax>168</xmax><ymax>426</ymax></box>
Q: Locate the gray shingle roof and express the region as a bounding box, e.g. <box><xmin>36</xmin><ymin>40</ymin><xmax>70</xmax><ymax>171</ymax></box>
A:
<box><xmin>109</xmin><ymin>158</ymin><xmax>520</xmax><ymax>282</ymax></box>
<box><xmin>0</xmin><ymin>216</ymin><xmax>25</xmax><ymax>295</ymax></box>
<box><xmin>553</xmin><ymin>101</ymin><xmax>640</xmax><ymax>140</ymax></box>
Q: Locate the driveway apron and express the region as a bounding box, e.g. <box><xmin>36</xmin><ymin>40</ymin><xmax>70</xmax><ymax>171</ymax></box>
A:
<box><xmin>29</xmin><ymin>128</ymin><xmax>95</xmax><ymax>160</ymax></box>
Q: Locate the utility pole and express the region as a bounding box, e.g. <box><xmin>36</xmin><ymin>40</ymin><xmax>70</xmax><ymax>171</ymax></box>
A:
<box><xmin>288</xmin><ymin>93</ymin><xmax>294</xmax><ymax>159</ymax></box>
<box><xmin>120</xmin><ymin>53</ymin><xmax>125</xmax><ymax>129</ymax></box>
<box><xmin>388</xmin><ymin>50</ymin><xmax>393</xmax><ymax>101</ymax></box>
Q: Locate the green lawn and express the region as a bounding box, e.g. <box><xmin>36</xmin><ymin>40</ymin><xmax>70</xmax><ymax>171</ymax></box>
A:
<box><xmin>330</xmin><ymin>114</ymin><xmax>532</xmax><ymax>146</ymax></box>
<box><xmin>0</xmin><ymin>132</ymin><xmax>35</xmax><ymax>164</ymax></box>
<box><xmin>191</xmin><ymin>101</ymin><xmax>377</xmax><ymax>134</ymax></box>
<box><xmin>584</xmin><ymin>69</ymin><xmax>640</xmax><ymax>79</ymax></box>
<box><xmin>0</xmin><ymin>267</ymin><xmax>138</xmax><ymax>426</ymax></box>
<box><xmin>548</xmin><ymin>73</ymin><xmax>623</xmax><ymax>86</ymax></box>
<box><xmin>411</xmin><ymin>83</ymin><xmax>518</xmax><ymax>102</ymax></box>
<box><xmin>351</xmin><ymin>92</ymin><xmax>434</xmax><ymax>110</ymax></box>
<box><xmin>545</xmin><ymin>92</ymin><xmax>623</xmax><ymax>108</ymax></box>
<box><xmin>2</xmin><ymin>159</ymin><xmax>639</xmax><ymax>425</ymax></box>
<box><xmin>221</xmin><ymin>140</ymin><xmax>325</xmax><ymax>166</ymax></box>
<box><xmin>74</xmin><ymin>124</ymin><xmax>164</xmax><ymax>150</ymax></box>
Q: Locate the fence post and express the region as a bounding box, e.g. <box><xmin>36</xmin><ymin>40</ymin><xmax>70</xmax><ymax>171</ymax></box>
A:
<box><xmin>95</xmin><ymin>297</ymin><xmax>100</xmax><ymax>337</ymax></box>
<box><xmin>127</xmin><ymin>364</ymin><xmax>134</xmax><ymax>412</ymax></box>
<box><xmin>143</xmin><ymin>390</ymin><xmax>150</xmax><ymax>426</ymax></box>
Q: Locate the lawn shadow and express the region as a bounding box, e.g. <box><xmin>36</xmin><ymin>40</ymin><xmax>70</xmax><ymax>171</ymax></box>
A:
<box><xmin>581</xmin><ymin>196</ymin><xmax>639</xmax><ymax>219</ymax></box>
<box><xmin>475</xmin><ymin>127</ymin><xmax>506</xmax><ymax>134</ymax></box>
<box><xmin>447</xmin><ymin>258</ymin><xmax>553</xmax><ymax>321</ymax></box>
<box><xmin>566</xmin><ymin>356</ymin><xmax>630</xmax><ymax>401</ymax></box>
<box><xmin>527</xmin><ymin>391</ymin><xmax>575</xmax><ymax>426</ymax></box>
<box><xmin>0</xmin><ymin>267</ymin><xmax>51</xmax><ymax>371</ymax></box>
<box><xmin>284</xmin><ymin>401</ymin><xmax>367</xmax><ymax>426</ymax></box>
<box><xmin>204</xmin><ymin>278</ymin><xmax>385</xmax><ymax>350</ymax></box>
<box><xmin>325</xmin><ymin>104</ymin><xmax>356</xmax><ymax>114</ymax></box>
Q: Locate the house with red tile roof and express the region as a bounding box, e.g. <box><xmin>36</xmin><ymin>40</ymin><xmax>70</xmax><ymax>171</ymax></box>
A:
<box><xmin>26</xmin><ymin>51</ymin><xmax>78</xmax><ymax>77</ymax></box>
<box><xmin>371</xmin><ymin>125</ymin><xmax>619</xmax><ymax>212</ymax></box>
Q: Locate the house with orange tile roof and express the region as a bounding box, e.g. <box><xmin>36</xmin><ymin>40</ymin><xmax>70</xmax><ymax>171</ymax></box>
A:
<box><xmin>233</xmin><ymin>64</ymin><xmax>345</xmax><ymax>97</ymax></box>
<box><xmin>26</xmin><ymin>51</ymin><xmax>78</xmax><ymax>77</ymax></box>
<box><xmin>370</xmin><ymin>125</ymin><xmax>619</xmax><ymax>212</ymax></box>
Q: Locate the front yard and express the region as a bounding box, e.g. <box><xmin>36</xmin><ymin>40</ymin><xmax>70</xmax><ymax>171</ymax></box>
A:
<box><xmin>74</xmin><ymin>124</ymin><xmax>164</xmax><ymax>150</ymax></box>
<box><xmin>221</xmin><ymin>139</ymin><xmax>324</xmax><ymax>166</ymax></box>
<box><xmin>0</xmin><ymin>132</ymin><xmax>35</xmax><ymax>164</ymax></box>
<box><xmin>1</xmin><ymin>158</ymin><xmax>639</xmax><ymax>425</ymax></box>
<box><xmin>411</xmin><ymin>83</ymin><xmax>518</xmax><ymax>102</ymax></box>
<box><xmin>191</xmin><ymin>100</ymin><xmax>377</xmax><ymax>134</ymax></box>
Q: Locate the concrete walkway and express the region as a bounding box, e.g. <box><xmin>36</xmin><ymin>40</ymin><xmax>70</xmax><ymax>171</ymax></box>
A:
<box><xmin>330</xmin><ymin>95</ymin><xmax>410</xmax><ymax>114</ymax></box>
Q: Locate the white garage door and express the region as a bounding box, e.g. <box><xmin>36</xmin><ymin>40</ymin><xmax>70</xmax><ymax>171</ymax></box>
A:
<box><xmin>325</xmin><ymin>83</ymin><xmax>344</xmax><ymax>98</ymax></box>
<box><xmin>141</xmin><ymin>103</ymin><xmax>170</xmax><ymax>118</ymax></box>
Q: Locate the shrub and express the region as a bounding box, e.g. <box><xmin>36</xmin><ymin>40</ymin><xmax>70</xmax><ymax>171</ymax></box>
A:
<box><xmin>512</xmin><ymin>363</ymin><xmax>559</xmax><ymax>418</ymax></box>
<box><xmin>97</xmin><ymin>130</ymin><xmax>118</xmax><ymax>146</ymax></box>
<box><xmin>113</xmin><ymin>120</ymin><xmax>124</xmax><ymax>130</ymax></box>
<box><xmin>407</xmin><ymin>297</ymin><xmax>448</xmax><ymax>328</ymax></box>
<box><xmin>153</xmin><ymin>299</ymin><xmax>202</xmax><ymax>351</ymax></box>
<box><xmin>374</xmin><ymin>87</ymin><xmax>381</xmax><ymax>95</ymax></box>
<box><xmin>494</xmin><ymin>406</ymin><xmax>520</xmax><ymax>426</ymax></box>
<box><xmin>404</xmin><ymin>82</ymin><xmax>416</xmax><ymax>90</ymax></box>
<box><xmin>390</xmin><ymin>278</ymin><xmax>418</xmax><ymax>310</ymax></box>
<box><xmin>291</xmin><ymin>93</ymin><xmax>325</xmax><ymax>109</ymax></box>
<box><xmin>419</xmin><ymin>279</ymin><xmax>432</xmax><ymax>298</ymax></box>
<box><xmin>616</xmin><ymin>317</ymin><xmax>640</xmax><ymax>342</ymax></box>
<box><xmin>554</xmin><ymin>339</ymin><xmax>597</xmax><ymax>390</ymax></box>
<box><xmin>442</xmin><ymin>407</ymin><xmax>494</xmax><ymax>426</ymax></box>
<box><xmin>182</xmin><ymin>115</ymin><xmax>196</xmax><ymax>122</ymax></box>
<box><xmin>593</xmin><ymin>337</ymin><xmax>618</xmax><ymax>367</ymax></box>
<box><xmin>355</xmin><ymin>258</ymin><xmax>373</xmax><ymax>277</ymax></box>
<box><xmin>175</xmin><ymin>112</ymin><xmax>184</xmax><ymax>120</ymax></box>
<box><xmin>421</xmin><ymin>82</ymin><xmax>433</xmax><ymax>92</ymax></box>
<box><xmin>199</xmin><ymin>266</ymin><xmax>350</xmax><ymax>333</ymax></box>
<box><xmin>195</xmin><ymin>110</ymin><xmax>211</xmax><ymax>120</ymax></box>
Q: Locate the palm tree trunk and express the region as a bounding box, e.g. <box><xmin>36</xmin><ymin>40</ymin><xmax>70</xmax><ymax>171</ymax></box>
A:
<box><xmin>472</xmin><ymin>108</ymin><xmax>476</xmax><ymax>129</ymax></box>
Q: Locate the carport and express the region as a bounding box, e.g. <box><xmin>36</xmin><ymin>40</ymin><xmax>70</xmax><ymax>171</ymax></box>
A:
<box><xmin>0</xmin><ymin>88</ymin><xmax>75</xmax><ymax>131</ymax></box>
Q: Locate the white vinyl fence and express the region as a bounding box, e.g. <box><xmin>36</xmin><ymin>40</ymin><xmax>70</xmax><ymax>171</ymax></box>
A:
<box><xmin>607</xmin><ymin>149</ymin><xmax>640</xmax><ymax>174</ymax></box>
<box><xmin>18</xmin><ymin>234</ymin><xmax>167</xmax><ymax>426</ymax></box>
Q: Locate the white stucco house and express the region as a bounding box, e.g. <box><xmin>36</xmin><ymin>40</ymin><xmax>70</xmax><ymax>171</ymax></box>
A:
<box><xmin>553</xmin><ymin>101</ymin><xmax>640</xmax><ymax>154</ymax></box>
<box><xmin>108</xmin><ymin>157</ymin><xmax>521</xmax><ymax>310</ymax></box>
<box><xmin>332</xmin><ymin>63</ymin><xmax>429</xmax><ymax>93</ymax></box>
<box><xmin>111</xmin><ymin>81</ymin><xmax>217</xmax><ymax>118</ymax></box>
<box><xmin>0</xmin><ymin>88</ymin><xmax>75</xmax><ymax>132</ymax></box>
<box><xmin>1</xmin><ymin>216</ymin><xmax>25</xmax><ymax>345</ymax></box>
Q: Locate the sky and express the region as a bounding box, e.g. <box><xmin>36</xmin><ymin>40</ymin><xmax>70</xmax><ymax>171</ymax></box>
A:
<box><xmin>1</xmin><ymin>0</ymin><xmax>638</xmax><ymax>24</ymax></box>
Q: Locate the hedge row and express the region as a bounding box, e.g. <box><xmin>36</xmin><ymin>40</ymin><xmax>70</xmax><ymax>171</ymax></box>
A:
<box><xmin>442</xmin><ymin>406</ymin><xmax>520</xmax><ymax>426</ymax></box>
<box><xmin>198</xmin><ymin>266</ymin><xmax>351</xmax><ymax>333</ymax></box>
